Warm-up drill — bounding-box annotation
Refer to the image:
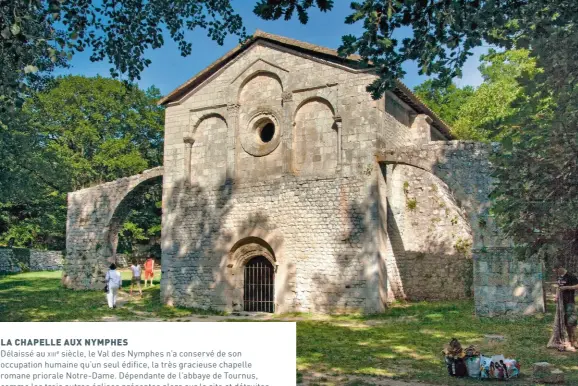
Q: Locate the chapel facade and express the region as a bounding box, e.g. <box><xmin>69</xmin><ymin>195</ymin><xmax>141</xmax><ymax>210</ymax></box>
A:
<box><xmin>153</xmin><ymin>31</ymin><xmax>487</xmax><ymax>314</ymax></box>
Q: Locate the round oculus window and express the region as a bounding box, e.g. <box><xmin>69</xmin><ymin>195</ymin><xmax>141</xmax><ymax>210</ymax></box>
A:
<box><xmin>240</xmin><ymin>110</ymin><xmax>282</xmax><ymax>157</ymax></box>
<box><xmin>259</xmin><ymin>122</ymin><xmax>275</xmax><ymax>143</ymax></box>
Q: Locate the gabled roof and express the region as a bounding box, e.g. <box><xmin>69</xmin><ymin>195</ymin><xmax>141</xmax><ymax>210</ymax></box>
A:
<box><xmin>158</xmin><ymin>30</ymin><xmax>453</xmax><ymax>139</ymax></box>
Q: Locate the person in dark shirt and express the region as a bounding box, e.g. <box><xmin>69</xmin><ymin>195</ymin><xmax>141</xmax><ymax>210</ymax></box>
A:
<box><xmin>554</xmin><ymin>263</ymin><xmax>578</xmax><ymax>348</ymax></box>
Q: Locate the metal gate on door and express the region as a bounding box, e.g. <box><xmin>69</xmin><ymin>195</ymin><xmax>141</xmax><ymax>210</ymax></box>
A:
<box><xmin>243</xmin><ymin>256</ymin><xmax>274</xmax><ymax>313</ymax></box>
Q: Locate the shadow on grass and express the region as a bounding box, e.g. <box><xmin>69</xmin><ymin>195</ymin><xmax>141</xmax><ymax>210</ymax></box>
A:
<box><xmin>296</xmin><ymin>300</ymin><xmax>576</xmax><ymax>385</ymax></box>
<box><xmin>2</xmin><ymin>272</ymin><xmax>575</xmax><ymax>385</ymax></box>
<box><xmin>0</xmin><ymin>271</ymin><xmax>224</xmax><ymax>322</ymax></box>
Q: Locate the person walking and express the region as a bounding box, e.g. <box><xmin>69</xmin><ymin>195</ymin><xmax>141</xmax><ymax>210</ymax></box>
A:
<box><xmin>144</xmin><ymin>257</ymin><xmax>155</xmax><ymax>288</ymax></box>
<box><xmin>105</xmin><ymin>263</ymin><xmax>122</xmax><ymax>309</ymax></box>
<box><xmin>129</xmin><ymin>260</ymin><xmax>143</xmax><ymax>297</ymax></box>
<box><xmin>554</xmin><ymin>263</ymin><xmax>578</xmax><ymax>348</ymax></box>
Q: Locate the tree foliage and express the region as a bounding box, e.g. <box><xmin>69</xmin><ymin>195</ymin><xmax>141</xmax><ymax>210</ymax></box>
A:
<box><xmin>0</xmin><ymin>76</ymin><xmax>163</xmax><ymax>250</ymax></box>
<box><xmin>24</xmin><ymin>76</ymin><xmax>164</xmax><ymax>190</ymax></box>
<box><xmin>415</xmin><ymin>49</ymin><xmax>539</xmax><ymax>142</ymax></box>
<box><xmin>255</xmin><ymin>1</ymin><xmax>575</xmax><ymax>98</ymax></box>
<box><xmin>254</xmin><ymin>0</ymin><xmax>334</xmax><ymax>24</ymax></box>
<box><xmin>491</xmin><ymin>28</ymin><xmax>578</xmax><ymax>264</ymax></box>
<box><xmin>0</xmin><ymin>0</ymin><xmax>247</xmax><ymax>114</ymax></box>
<box><xmin>117</xmin><ymin>185</ymin><xmax>162</xmax><ymax>258</ymax></box>
<box><xmin>413</xmin><ymin>80</ymin><xmax>474</xmax><ymax>128</ymax></box>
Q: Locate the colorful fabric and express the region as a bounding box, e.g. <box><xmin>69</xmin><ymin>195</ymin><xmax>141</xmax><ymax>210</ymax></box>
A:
<box><xmin>144</xmin><ymin>259</ymin><xmax>154</xmax><ymax>279</ymax></box>
<box><xmin>479</xmin><ymin>355</ymin><xmax>520</xmax><ymax>379</ymax></box>
<box><xmin>465</xmin><ymin>356</ymin><xmax>481</xmax><ymax>378</ymax></box>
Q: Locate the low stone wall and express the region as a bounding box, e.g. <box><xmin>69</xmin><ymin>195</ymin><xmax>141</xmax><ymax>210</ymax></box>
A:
<box><xmin>0</xmin><ymin>248</ymin><xmax>64</xmax><ymax>274</ymax></box>
<box><xmin>29</xmin><ymin>250</ymin><xmax>64</xmax><ymax>271</ymax></box>
<box><xmin>0</xmin><ymin>248</ymin><xmax>20</xmax><ymax>273</ymax></box>
<box><xmin>115</xmin><ymin>254</ymin><xmax>129</xmax><ymax>268</ymax></box>
<box><xmin>474</xmin><ymin>248</ymin><xmax>545</xmax><ymax>316</ymax></box>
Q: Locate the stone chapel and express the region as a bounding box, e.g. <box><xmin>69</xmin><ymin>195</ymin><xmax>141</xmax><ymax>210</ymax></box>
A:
<box><xmin>64</xmin><ymin>31</ymin><xmax>543</xmax><ymax>315</ymax></box>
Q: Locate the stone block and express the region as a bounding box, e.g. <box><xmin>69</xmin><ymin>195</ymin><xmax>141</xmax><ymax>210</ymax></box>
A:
<box><xmin>484</xmin><ymin>334</ymin><xmax>505</xmax><ymax>343</ymax></box>
<box><xmin>477</xmin><ymin>261</ymin><xmax>488</xmax><ymax>273</ymax></box>
<box><xmin>533</xmin><ymin>364</ymin><xmax>564</xmax><ymax>384</ymax></box>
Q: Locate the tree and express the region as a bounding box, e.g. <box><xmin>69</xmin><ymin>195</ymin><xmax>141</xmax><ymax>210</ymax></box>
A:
<box><xmin>0</xmin><ymin>76</ymin><xmax>164</xmax><ymax>249</ymax></box>
<box><xmin>451</xmin><ymin>49</ymin><xmax>539</xmax><ymax>141</ymax></box>
<box><xmin>116</xmin><ymin>184</ymin><xmax>162</xmax><ymax>258</ymax></box>
<box><xmin>24</xmin><ymin>76</ymin><xmax>164</xmax><ymax>190</ymax></box>
<box><xmin>413</xmin><ymin>80</ymin><xmax>474</xmax><ymax>127</ymax></box>
<box><xmin>490</xmin><ymin>30</ymin><xmax>578</xmax><ymax>265</ymax></box>
<box><xmin>1</xmin><ymin>0</ymin><xmax>249</xmax><ymax>115</ymax></box>
<box><xmin>414</xmin><ymin>49</ymin><xmax>539</xmax><ymax>141</ymax></box>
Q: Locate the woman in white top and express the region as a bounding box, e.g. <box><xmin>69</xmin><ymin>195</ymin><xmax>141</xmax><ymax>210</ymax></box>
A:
<box><xmin>129</xmin><ymin>260</ymin><xmax>143</xmax><ymax>297</ymax></box>
<box><xmin>105</xmin><ymin>263</ymin><xmax>122</xmax><ymax>309</ymax></box>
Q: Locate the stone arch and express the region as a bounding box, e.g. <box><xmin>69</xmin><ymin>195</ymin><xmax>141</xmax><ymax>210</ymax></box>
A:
<box><xmin>63</xmin><ymin>167</ymin><xmax>163</xmax><ymax>290</ymax></box>
<box><xmin>227</xmin><ymin>236</ymin><xmax>279</xmax><ymax>312</ymax></box>
<box><xmin>189</xmin><ymin>112</ymin><xmax>228</xmax><ymax>135</ymax></box>
<box><xmin>235</xmin><ymin>69</ymin><xmax>287</xmax><ymax>179</ymax></box>
<box><xmin>229</xmin><ymin>236</ymin><xmax>277</xmax><ymax>269</ymax></box>
<box><xmin>376</xmin><ymin>141</ymin><xmax>495</xmax><ymax>249</ymax></box>
<box><xmin>376</xmin><ymin>142</ymin><xmax>544</xmax><ymax>316</ymax></box>
<box><xmin>103</xmin><ymin>173</ymin><xmax>163</xmax><ymax>262</ymax></box>
<box><xmin>292</xmin><ymin>97</ymin><xmax>339</xmax><ymax>176</ymax></box>
<box><xmin>227</xmin><ymin>58</ymin><xmax>290</xmax><ymax>105</ymax></box>
<box><xmin>184</xmin><ymin>113</ymin><xmax>228</xmax><ymax>187</ymax></box>
<box><xmin>293</xmin><ymin>96</ymin><xmax>336</xmax><ymax>120</ymax></box>
<box><xmin>376</xmin><ymin>141</ymin><xmax>501</xmax><ymax>302</ymax></box>
<box><xmin>238</xmin><ymin>72</ymin><xmax>284</xmax><ymax>108</ymax></box>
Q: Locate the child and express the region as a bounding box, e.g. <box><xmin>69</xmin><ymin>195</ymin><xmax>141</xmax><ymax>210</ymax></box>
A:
<box><xmin>129</xmin><ymin>260</ymin><xmax>143</xmax><ymax>296</ymax></box>
<box><xmin>144</xmin><ymin>257</ymin><xmax>155</xmax><ymax>288</ymax></box>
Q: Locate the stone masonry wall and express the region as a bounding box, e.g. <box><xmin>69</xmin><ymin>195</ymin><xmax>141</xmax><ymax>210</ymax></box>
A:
<box><xmin>0</xmin><ymin>248</ymin><xmax>20</xmax><ymax>273</ymax></box>
<box><xmin>29</xmin><ymin>250</ymin><xmax>64</xmax><ymax>271</ymax></box>
<box><xmin>474</xmin><ymin>249</ymin><xmax>545</xmax><ymax>316</ymax></box>
<box><xmin>159</xmin><ymin>40</ymin><xmax>396</xmax><ymax>313</ymax></box>
<box><xmin>382</xmin><ymin>163</ymin><xmax>473</xmax><ymax>301</ymax></box>
<box><xmin>161</xmin><ymin>174</ymin><xmax>380</xmax><ymax>314</ymax></box>
<box><xmin>65</xmin><ymin>36</ymin><xmax>523</xmax><ymax>315</ymax></box>
<box><xmin>0</xmin><ymin>248</ymin><xmax>63</xmax><ymax>273</ymax></box>
<box><xmin>378</xmin><ymin>141</ymin><xmax>545</xmax><ymax>316</ymax></box>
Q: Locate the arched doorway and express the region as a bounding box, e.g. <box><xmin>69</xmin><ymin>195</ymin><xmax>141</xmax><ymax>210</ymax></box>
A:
<box><xmin>244</xmin><ymin>255</ymin><xmax>275</xmax><ymax>313</ymax></box>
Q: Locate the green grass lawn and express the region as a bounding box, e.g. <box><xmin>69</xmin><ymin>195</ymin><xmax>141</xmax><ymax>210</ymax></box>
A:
<box><xmin>0</xmin><ymin>270</ymin><xmax>221</xmax><ymax>321</ymax></box>
<box><xmin>1</xmin><ymin>271</ymin><xmax>577</xmax><ymax>385</ymax></box>
<box><xmin>296</xmin><ymin>302</ymin><xmax>578</xmax><ymax>384</ymax></box>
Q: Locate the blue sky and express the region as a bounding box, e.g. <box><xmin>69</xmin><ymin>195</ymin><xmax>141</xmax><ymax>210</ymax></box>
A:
<box><xmin>54</xmin><ymin>1</ymin><xmax>487</xmax><ymax>96</ymax></box>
